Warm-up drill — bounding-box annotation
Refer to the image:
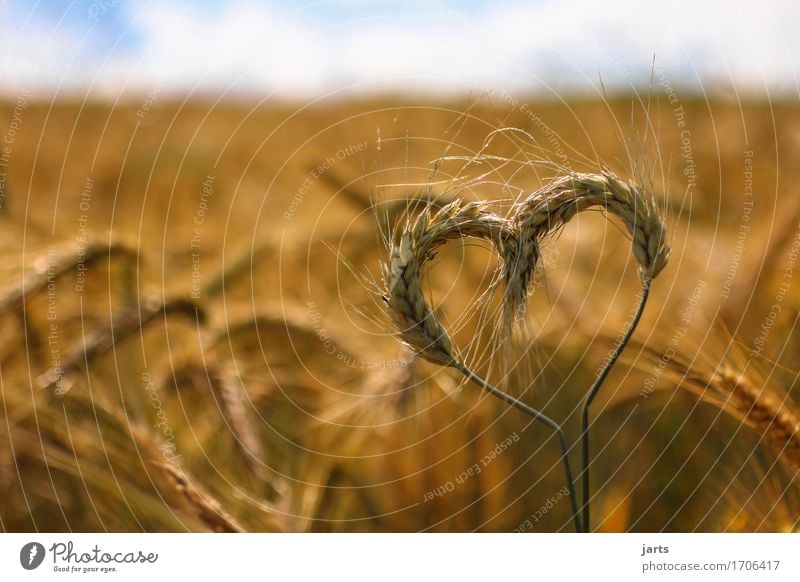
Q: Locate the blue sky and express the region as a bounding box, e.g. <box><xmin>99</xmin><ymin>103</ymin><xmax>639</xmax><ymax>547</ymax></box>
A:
<box><xmin>1</xmin><ymin>0</ymin><xmax>797</xmax><ymax>98</ymax></box>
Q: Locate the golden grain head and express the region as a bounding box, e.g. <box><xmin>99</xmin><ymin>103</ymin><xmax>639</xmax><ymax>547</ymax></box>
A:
<box><xmin>517</xmin><ymin>172</ymin><xmax>670</xmax><ymax>277</ymax></box>
<box><xmin>502</xmin><ymin>171</ymin><xmax>670</xmax><ymax>327</ymax></box>
<box><xmin>382</xmin><ymin>199</ymin><xmax>508</xmax><ymax>366</ymax></box>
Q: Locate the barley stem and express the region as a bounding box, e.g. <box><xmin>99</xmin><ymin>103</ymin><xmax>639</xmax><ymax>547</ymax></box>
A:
<box><xmin>455</xmin><ymin>363</ymin><xmax>582</xmax><ymax>532</ymax></box>
<box><xmin>580</xmin><ymin>279</ymin><xmax>650</xmax><ymax>532</ymax></box>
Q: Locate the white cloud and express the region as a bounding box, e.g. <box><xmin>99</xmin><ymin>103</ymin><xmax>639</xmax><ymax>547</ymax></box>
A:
<box><xmin>0</xmin><ymin>0</ymin><xmax>798</xmax><ymax>98</ymax></box>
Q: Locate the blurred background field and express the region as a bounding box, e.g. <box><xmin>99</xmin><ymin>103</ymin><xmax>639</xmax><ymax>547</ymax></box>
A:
<box><xmin>1</xmin><ymin>92</ymin><xmax>799</xmax><ymax>532</ymax></box>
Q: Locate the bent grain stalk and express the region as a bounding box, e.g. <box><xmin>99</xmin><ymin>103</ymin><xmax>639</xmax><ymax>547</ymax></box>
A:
<box><xmin>37</xmin><ymin>297</ymin><xmax>205</xmax><ymax>392</ymax></box>
<box><xmin>507</xmin><ymin>171</ymin><xmax>670</xmax><ymax>532</ymax></box>
<box><xmin>381</xmin><ymin>199</ymin><xmax>582</xmax><ymax>532</ymax></box>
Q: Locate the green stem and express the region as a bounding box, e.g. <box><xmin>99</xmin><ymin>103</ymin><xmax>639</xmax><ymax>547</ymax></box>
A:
<box><xmin>455</xmin><ymin>363</ymin><xmax>582</xmax><ymax>533</ymax></box>
<box><xmin>580</xmin><ymin>279</ymin><xmax>650</xmax><ymax>532</ymax></box>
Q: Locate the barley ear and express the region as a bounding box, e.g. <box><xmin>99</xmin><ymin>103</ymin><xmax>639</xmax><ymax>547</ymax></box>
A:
<box><xmin>502</xmin><ymin>171</ymin><xmax>669</xmax><ymax>532</ymax></box>
<box><xmin>382</xmin><ymin>199</ymin><xmax>506</xmax><ymax>367</ymax></box>
<box><xmin>505</xmin><ymin>171</ymin><xmax>669</xmax><ymax>327</ymax></box>
<box><xmin>381</xmin><ymin>199</ymin><xmax>582</xmax><ymax>532</ymax></box>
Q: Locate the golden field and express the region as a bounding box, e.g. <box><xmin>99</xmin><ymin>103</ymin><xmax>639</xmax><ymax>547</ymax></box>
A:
<box><xmin>1</xmin><ymin>93</ymin><xmax>799</xmax><ymax>532</ymax></box>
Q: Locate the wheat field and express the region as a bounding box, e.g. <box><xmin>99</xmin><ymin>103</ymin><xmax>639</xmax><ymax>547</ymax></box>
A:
<box><xmin>1</xmin><ymin>93</ymin><xmax>799</xmax><ymax>532</ymax></box>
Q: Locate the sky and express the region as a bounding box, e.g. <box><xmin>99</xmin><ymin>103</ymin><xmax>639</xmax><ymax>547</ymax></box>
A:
<box><xmin>0</xmin><ymin>0</ymin><xmax>798</xmax><ymax>99</ymax></box>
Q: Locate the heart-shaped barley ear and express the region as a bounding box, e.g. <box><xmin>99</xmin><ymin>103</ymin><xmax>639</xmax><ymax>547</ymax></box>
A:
<box><xmin>505</xmin><ymin>171</ymin><xmax>670</xmax><ymax>531</ymax></box>
<box><xmin>381</xmin><ymin>199</ymin><xmax>508</xmax><ymax>367</ymax></box>
<box><xmin>504</xmin><ymin>171</ymin><xmax>669</xmax><ymax>326</ymax></box>
<box><xmin>381</xmin><ymin>199</ymin><xmax>582</xmax><ymax>532</ymax></box>
<box><xmin>382</xmin><ymin>200</ymin><xmax>515</xmax><ymax>388</ymax></box>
